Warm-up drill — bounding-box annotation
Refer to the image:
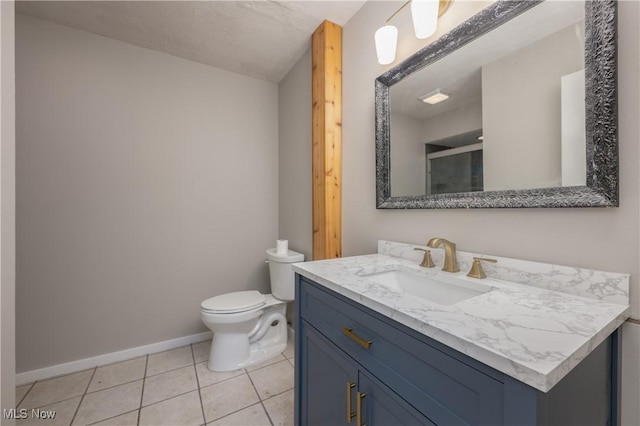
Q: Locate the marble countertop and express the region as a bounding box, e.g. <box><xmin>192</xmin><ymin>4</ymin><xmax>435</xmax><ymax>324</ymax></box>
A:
<box><xmin>293</xmin><ymin>242</ymin><xmax>630</xmax><ymax>392</ymax></box>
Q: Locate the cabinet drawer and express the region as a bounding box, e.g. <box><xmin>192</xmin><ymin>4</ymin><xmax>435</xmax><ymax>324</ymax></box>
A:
<box><xmin>299</xmin><ymin>276</ymin><xmax>504</xmax><ymax>426</ymax></box>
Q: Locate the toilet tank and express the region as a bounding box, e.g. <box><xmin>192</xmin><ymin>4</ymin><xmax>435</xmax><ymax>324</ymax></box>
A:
<box><xmin>266</xmin><ymin>248</ymin><xmax>304</xmax><ymax>301</ymax></box>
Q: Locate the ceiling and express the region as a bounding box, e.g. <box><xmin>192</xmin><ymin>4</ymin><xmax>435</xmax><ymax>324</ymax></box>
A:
<box><xmin>16</xmin><ymin>1</ymin><xmax>366</xmax><ymax>83</ymax></box>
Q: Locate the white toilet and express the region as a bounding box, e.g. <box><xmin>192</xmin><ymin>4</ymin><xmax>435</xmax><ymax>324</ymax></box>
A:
<box><xmin>200</xmin><ymin>248</ymin><xmax>304</xmax><ymax>372</ymax></box>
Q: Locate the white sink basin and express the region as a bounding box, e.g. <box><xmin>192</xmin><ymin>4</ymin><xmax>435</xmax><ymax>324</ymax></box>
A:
<box><xmin>360</xmin><ymin>268</ymin><xmax>492</xmax><ymax>305</ymax></box>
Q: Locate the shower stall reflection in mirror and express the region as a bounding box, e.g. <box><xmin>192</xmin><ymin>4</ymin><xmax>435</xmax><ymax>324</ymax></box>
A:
<box><xmin>426</xmin><ymin>141</ymin><xmax>483</xmax><ymax>196</ymax></box>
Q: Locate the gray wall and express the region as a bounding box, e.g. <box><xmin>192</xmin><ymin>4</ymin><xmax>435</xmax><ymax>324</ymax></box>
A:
<box><xmin>279</xmin><ymin>0</ymin><xmax>639</xmax><ymax>424</ymax></box>
<box><xmin>16</xmin><ymin>14</ymin><xmax>279</xmax><ymax>372</ymax></box>
<box><xmin>277</xmin><ymin>49</ymin><xmax>312</xmax><ymax>260</ymax></box>
<box><xmin>1</xmin><ymin>0</ymin><xmax>16</xmax><ymax>415</ymax></box>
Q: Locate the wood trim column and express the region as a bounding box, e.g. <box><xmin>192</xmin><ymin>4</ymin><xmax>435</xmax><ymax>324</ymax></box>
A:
<box><xmin>312</xmin><ymin>20</ymin><xmax>342</xmax><ymax>260</ymax></box>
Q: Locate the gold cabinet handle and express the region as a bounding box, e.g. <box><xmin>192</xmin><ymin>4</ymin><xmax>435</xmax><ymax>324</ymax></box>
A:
<box><xmin>356</xmin><ymin>391</ymin><xmax>366</xmax><ymax>426</ymax></box>
<box><xmin>341</xmin><ymin>327</ymin><xmax>372</xmax><ymax>349</ymax></box>
<box><xmin>346</xmin><ymin>382</ymin><xmax>356</xmax><ymax>423</ymax></box>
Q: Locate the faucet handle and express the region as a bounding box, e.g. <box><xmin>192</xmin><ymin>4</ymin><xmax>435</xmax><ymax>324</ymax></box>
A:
<box><xmin>467</xmin><ymin>257</ymin><xmax>497</xmax><ymax>279</ymax></box>
<box><xmin>414</xmin><ymin>248</ymin><xmax>435</xmax><ymax>268</ymax></box>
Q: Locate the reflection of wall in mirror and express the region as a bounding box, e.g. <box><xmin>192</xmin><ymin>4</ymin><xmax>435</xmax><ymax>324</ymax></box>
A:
<box><xmin>482</xmin><ymin>22</ymin><xmax>584</xmax><ymax>191</ymax></box>
<box><xmin>421</xmin><ymin>99</ymin><xmax>482</xmax><ymax>144</ymax></box>
<box><xmin>390</xmin><ymin>112</ymin><xmax>425</xmax><ymax>196</ymax></box>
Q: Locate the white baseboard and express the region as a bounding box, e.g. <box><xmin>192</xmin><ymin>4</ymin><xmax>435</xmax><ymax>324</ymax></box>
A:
<box><xmin>16</xmin><ymin>331</ymin><xmax>213</xmax><ymax>386</ymax></box>
<box><xmin>288</xmin><ymin>325</ymin><xmax>295</xmax><ymax>340</ymax></box>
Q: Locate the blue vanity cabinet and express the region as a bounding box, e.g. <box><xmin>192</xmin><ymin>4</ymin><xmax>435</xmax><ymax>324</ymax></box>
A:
<box><xmin>295</xmin><ymin>274</ymin><xmax>619</xmax><ymax>426</ymax></box>
<box><xmin>299</xmin><ymin>322</ymin><xmax>433</xmax><ymax>426</ymax></box>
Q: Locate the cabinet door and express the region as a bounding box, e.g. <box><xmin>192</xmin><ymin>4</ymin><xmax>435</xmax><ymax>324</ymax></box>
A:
<box><xmin>358</xmin><ymin>370</ymin><xmax>435</xmax><ymax>426</ymax></box>
<box><xmin>299</xmin><ymin>321</ymin><xmax>359</xmax><ymax>426</ymax></box>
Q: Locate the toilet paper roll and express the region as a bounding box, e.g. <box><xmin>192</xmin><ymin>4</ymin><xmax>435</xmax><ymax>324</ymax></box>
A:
<box><xmin>276</xmin><ymin>239</ymin><xmax>288</xmax><ymax>255</ymax></box>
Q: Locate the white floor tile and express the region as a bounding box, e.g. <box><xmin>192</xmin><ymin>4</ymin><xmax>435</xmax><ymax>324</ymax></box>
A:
<box><xmin>195</xmin><ymin>362</ymin><xmax>243</xmax><ymax>388</ymax></box>
<box><xmin>17</xmin><ymin>396</ymin><xmax>81</xmax><ymax>426</ymax></box>
<box><xmin>200</xmin><ymin>374</ymin><xmax>259</xmax><ymax>423</ymax></box>
<box><xmin>90</xmin><ymin>410</ymin><xmax>138</xmax><ymax>426</ymax></box>
<box><xmin>15</xmin><ymin>384</ymin><xmax>33</xmax><ymax>407</ymax></box>
<box><xmin>142</xmin><ymin>365</ymin><xmax>197</xmax><ymax>407</ymax></box>
<box><xmin>15</xmin><ymin>342</ymin><xmax>296</xmax><ymax>426</ymax></box>
<box><xmin>263</xmin><ymin>389</ymin><xmax>294</xmax><ymax>426</ymax></box>
<box><xmin>248</xmin><ymin>360</ymin><xmax>294</xmax><ymax>400</ymax></box>
<box><xmin>19</xmin><ymin>370</ymin><xmax>93</xmax><ymax>410</ymax></box>
<box><xmin>72</xmin><ymin>380</ymin><xmax>143</xmax><ymax>426</ymax></box>
<box><xmin>146</xmin><ymin>346</ymin><xmax>193</xmax><ymax>376</ymax></box>
<box><xmin>139</xmin><ymin>390</ymin><xmax>203</xmax><ymax>426</ymax></box>
<box><xmin>192</xmin><ymin>340</ymin><xmax>211</xmax><ymax>364</ymax></box>
<box><xmin>207</xmin><ymin>403</ymin><xmax>271</xmax><ymax>426</ymax></box>
<box><xmin>88</xmin><ymin>357</ymin><xmax>146</xmax><ymax>393</ymax></box>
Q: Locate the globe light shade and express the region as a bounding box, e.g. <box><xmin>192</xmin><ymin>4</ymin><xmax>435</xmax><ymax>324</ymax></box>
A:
<box><xmin>411</xmin><ymin>0</ymin><xmax>439</xmax><ymax>39</ymax></box>
<box><xmin>374</xmin><ymin>25</ymin><xmax>398</xmax><ymax>65</ymax></box>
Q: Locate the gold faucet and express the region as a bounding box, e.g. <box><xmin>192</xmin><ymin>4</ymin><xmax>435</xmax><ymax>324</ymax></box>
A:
<box><xmin>426</xmin><ymin>238</ymin><xmax>459</xmax><ymax>273</ymax></box>
<box><xmin>413</xmin><ymin>248</ymin><xmax>435</xmax><ymax>268</ymax></box>
<box><xmin>467</xmin><ymin>257</ymin><xmax>497</xmax><ymax>279</ymax></box>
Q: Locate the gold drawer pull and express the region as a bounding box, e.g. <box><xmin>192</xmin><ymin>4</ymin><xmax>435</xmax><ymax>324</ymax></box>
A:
<box><xmin>346</xmin><ymin>382</ymin><xmax>356</xmax><ymax>423</ymax></box>
<box><xmin>341</xmin><ymin>327</ymin><xmax>372</xmax><ymax>349</ymax></box>
<box><xmin>357</xmin><ymin>391</ymin><xmax>366</xmax><ymax>426</ymax></box>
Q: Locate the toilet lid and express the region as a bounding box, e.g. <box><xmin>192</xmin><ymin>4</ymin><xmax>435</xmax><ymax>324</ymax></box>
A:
<box><xmin>201</xmin><ymin>291</ymin><xmax>266</xmax><ymax>314</ymax></box>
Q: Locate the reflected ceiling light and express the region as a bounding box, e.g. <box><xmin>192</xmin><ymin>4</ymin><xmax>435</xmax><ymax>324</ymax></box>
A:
<box><xmin>419</xmin><ymin>89</ymin><xmax>450</xmax><ymax>105</ymax></box>
<box><xmin>375</xmin><ymin>0</ymin><xmax>452</xmax><ymax>65</ymax></box>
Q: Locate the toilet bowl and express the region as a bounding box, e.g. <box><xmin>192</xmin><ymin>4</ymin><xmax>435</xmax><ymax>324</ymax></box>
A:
<box><xmin>200</xmin><ymin>248</ymin><xmax>304</xmax><ymax>371</ymax></box>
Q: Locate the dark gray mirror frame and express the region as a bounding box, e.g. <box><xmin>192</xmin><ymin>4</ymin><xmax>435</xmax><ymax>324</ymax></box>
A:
<box><xmin>375</xmin><ymin>0</ymin><xmax>618</xmax><ymax>209</ymax></box>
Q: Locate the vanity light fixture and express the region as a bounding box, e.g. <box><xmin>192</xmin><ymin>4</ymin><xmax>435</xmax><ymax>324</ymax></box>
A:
<box><xmin>375</xmin><ymin>0</ymin><xmax>452</xmax><ymax>65</ymax></box>
<box><xmin>375</xmin><ymin>25</ymin><xmax>399</xmax><ymax>65</ymax></box>
<box><xmin>419</xmin><ymin>89</ymin><xmax>450</xmax><ymax>105</ymax></box>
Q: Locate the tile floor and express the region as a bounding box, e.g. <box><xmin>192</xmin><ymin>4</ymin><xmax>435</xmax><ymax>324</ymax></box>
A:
<box><xmin>15</xmin><ymin>340</ymin><xmax>295</xmax><ymax>426</ymax></box>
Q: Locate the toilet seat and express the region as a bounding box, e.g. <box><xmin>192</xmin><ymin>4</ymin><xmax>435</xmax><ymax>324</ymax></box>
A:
<box><xmin>201</xmin><ymin>291</ymin><xmax>266</xmax><ymax>314</ymax></box>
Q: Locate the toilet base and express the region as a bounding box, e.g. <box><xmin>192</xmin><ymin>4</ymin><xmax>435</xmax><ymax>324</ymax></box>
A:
<box><xmin>206</xmin><ymin>303</ymin><xmax>288</xmax><ymax>372</ymax></box>
<box><xmin>208</xmin><ymin>339</ymin><xmax>287</xmax><ymax>372</ymax></box>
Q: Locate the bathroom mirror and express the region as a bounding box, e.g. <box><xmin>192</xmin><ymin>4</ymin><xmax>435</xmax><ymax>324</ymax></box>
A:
<box><xmin>375</xmin><ymin>0</ymin><xmax>618</xmax><ymax>209</ymax></box>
